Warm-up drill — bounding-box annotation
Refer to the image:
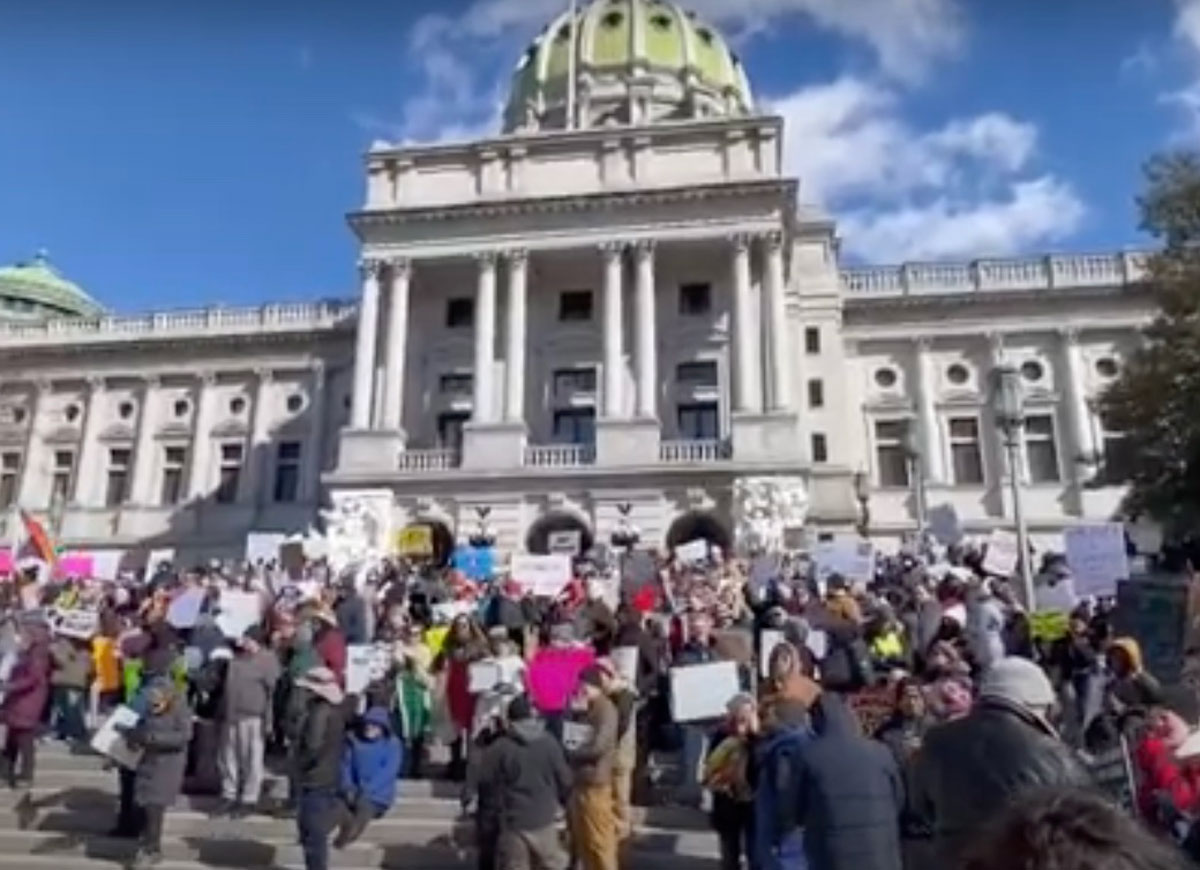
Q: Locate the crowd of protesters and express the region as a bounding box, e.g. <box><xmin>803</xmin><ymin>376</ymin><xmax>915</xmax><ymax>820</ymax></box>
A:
<box><xmin>0</xmin><ymin>533</ymin><xmax>1195</xmax><ymax>870</ymax></box>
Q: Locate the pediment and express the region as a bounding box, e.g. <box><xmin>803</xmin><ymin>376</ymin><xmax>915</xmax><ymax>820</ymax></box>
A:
<box><xmin>99</xmin><ymin>423</ymin><xmax>135</xmax><ymax>442</ymax></box>
<box><xmin>156</xmin><ymin>421</ymin><xmax>192</xmax><ymax>440</ymax></box>
<box><xmin>210</xmin><ymin>418</ymin><xmax>249</xmax><ymax>438</ymax></box>
<box><xmin>43</xmin><ymin>426</ymin><xmax>81</xmax><ymax>444</ymax></box>
<box><xmin>0</xmin><ymin>429</ymin><xmax>25</xmax><ymax>446</ymax></box>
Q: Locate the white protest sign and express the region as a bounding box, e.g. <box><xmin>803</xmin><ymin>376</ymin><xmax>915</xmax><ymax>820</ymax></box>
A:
<box><xmin>612</xmin><ymin>646</ymin><xmax>639</xmax><ymax>686</ymax></box>
<box><xmin>215</xmin><ymin>591</ymin><xmax>262</xmax><ymax>640</ymax></box>
<box><xmin>468</xmin><ymin>659</ymin><xmax>501</xmax><ymax>694</ymax></box>
<box><xmin>562</xmin><ymin>720</ymin><xmax>595</xmax><ymax>751</ymax></box>
<box><xmin>927</xmin><ymin>504</ymin><xmax>963</xmax><ymax>546</ymax></box>
<box><xmin>760</xmin><ymin>629</ymin><xmax>785</xmax><ymax>679</ymax></box>
<box><xmin>54</xmin><ymin>608</ymin><xmax>99</xmax><ymax>640</ymax></box>
<box><xmin>90</xmin><ymin>550</ymin><xmax>124</xmax><ymax>582</ymax></box>
<box><xmin>982</xmin><ymin>529</ymin><xmax>1019</xmax><ymax>577</ymax></box>
<box><xmin>244</xmin><ymin>532</ymin><xmax>285</xmax><ymax>565</ymax></box>
<box><xmin>431</xmin><ymin>600</ymin><xmax>476</xmax><ymax>624</ymax></box>
<box><xmin>167</xmin><ymin>587</ymin><xmax>206</xmax><ymax>629</ymax></box>
<box><xmin>813</xmin><ymin>537</ymin><xmax>875</xmax><ymax>584</ymax></box>
<box><xmin>346</xmin><ymin>644</ymin><xmax>375</xmax><ymax>695</ymax></box>
<box><xmin>547</xmin><ymin>530</ymin><xmax>582</xmax><ymax>556</ymax></box>
<box><xmin>1036</xmin><ymin>575</ymin><xmax>1078</xmax><ymax>614</ymax></box>
<box><xmin>670</xmin><ymin>660</ymin><xmax>741</xmax><ymax>722</ymax></box>
<box><xmin>805</xmin><ymin>629</ymin><xmax>829</xmax><ymax>661</ymax></box>
<box><xmin>675</xmin><ymin>539</ymin><xmax>708</xmax><ymax>564</ymax></box>
<box><xmin>91</xmin><ymin>705</ymin><xmax>143</xmax><ymax>770</ymax></box>
<box><xmin>1064</xmin><ymin>523</ymin><xmax>1130</xmax><ymax>598</ymax></box>
<box><xmin>511</xmin><ymin>554</ymin><xmax>572</xmax><ymax>598</ymax></box>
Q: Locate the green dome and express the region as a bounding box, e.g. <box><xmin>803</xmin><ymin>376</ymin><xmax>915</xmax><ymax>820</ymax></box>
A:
<box><xmin>504</xmin><ymin>0</ymin><xmax>754</xmax><ymax>133</ymax></box>
<box><xmin>0</xmin><ymin>251</ymin><xmax>104</xmax><ymax>322</ymax></box>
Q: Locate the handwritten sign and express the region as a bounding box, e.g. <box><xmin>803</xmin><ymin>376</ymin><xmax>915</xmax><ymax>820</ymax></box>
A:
<box><xmin>511</xmin><ymin>554</ymin><xmax>571</xmax><ymax>598</ymax></box>
<box><xmin>245</xmin><ymin>532</ymin><xmax>285</xmax><ymax>565</ymax></box>
<box><xmin>396</xmin><ymin>525</ymin><xmax>434</xmax><ymax>558</ymax></box>
<box><xmin>91</xmin><ymin>705</ymin><xmax>142</xmax><ymax>770</ymax></box>
<box><xmin>813</xmin><ymin>537</ymin><xmax>875</xmax><ymax>584</ymax></box>
<box><xmin>346</xmin><ymin>644</ymin><xmax>377</xmax><ymax>696</ymax></box>
<box><xmin>982</xmin><ymin>529</ymin><xmax>1019</xmax><ymax>577</ymax></box>
<box><xmin>452</xmin><ymin>546</ymin><xmax>494</xmax><ymax>581</ymax></box>
<box><xmin>612</xmin><ymin>646</ymin><xmax>639</xmax><ymax>686</ymax></box>
<box><xmin>215</xmin><ymin>591</ymin><xmax>262</xmax><ymax>640</ymax></box>
<box><xmin>670</xmin><ymin>660</ymin><xmax>741</xmax><ymax>722</ymax></box>
<box><xmin>548</xmin><ymin>530</ymin><xmax>582</xmax><ymax>556</ymax></box>
<box><xmin>54</xmin><ymin>608</ymin><xmax>99</xmax><ymax>640</ymax></box>
<box><xmin>675</xmin><ymin>539</ymin><xmax>708</xmax><ymax>564</ymax></box>
<box><xmin>1064</xmin><ymin>523</ymin><xmax>1129</xmax><ymax>598</ymax></box>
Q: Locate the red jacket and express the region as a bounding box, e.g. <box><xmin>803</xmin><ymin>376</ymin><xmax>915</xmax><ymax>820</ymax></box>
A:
<box><xmin>1136</xmin><ymin>735</ymin><xmax>1200</xmax><ymax>820</ymax></box>
<box><xmin>314</xmin><ymin>625</ymin><xmax>347</xmax><ymax>688</ymax></box>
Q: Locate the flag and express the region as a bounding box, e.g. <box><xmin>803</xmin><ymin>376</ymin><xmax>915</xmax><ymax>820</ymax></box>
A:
<box><xmin>19</xmin><ymin>510</ymin><xmax>56</xmax><ymax>566</ymax></box>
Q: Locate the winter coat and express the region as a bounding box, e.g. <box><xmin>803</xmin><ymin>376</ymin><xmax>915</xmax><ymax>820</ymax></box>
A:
<box><xmin>336</xmin><ymin>593</ymin><xmax>368</xmax><ymax>646</ymax></box>
<box><xmin>477</xmin><ymin>718</ymin><xmax>573</xmax><ymax>832</ymax></box>
<box><xmin>295</xmin><ymin>694</ymin><xmax>347</xmax><ymax>791</ymax></box>
<box><xmin>2</xmin><ymin>634</ymin><xmax>51</xmax><ymax>731</ymax></box>
<box><xmin>49</xmin><ymin>637</ymin><xmax>93</xmax><ymax>690</ymax></box>
<box><xmin>131</xmin><ymin>678</ymin><xmax>194</xmax><ymax>807</ymax></box>
<box><xmin>221</xmin><ymin>649</ymin><xmax>280</xmax><ymax>722</ymax></box>
<box><xmin>911</xmin><ymin>696</ymin><xmax>1092</xmax><ymax>865</ymax></box>
<box><xmin>793</xmin><ymin>695</ymin><xmax>904</xmax><ymax>870</ymax></box>
<box><xmin>754</xmin><ymin>724</ymin><xmax>811</xmax><ymax>870</ymax></box>
<box><xmin>567</xmin><ymin>692</ymin><xmax>619</xmax><ymax>787</ymax></box>
<box><xmin>341</xmin><ymin>707</ymin><xmax>403</xmax><ymax>812</ymax></box>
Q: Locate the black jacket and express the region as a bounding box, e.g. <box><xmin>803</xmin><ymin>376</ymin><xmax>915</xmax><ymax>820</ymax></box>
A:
<box><xmin>795</xmin><ymin>695</ymin><xmax>904</xmax><ymax>870</ymax></box>
<box><xmin>477</xmin><ymin>719</ymin><xmax>572</xmax><ymax>832</ymax></box>
<box><xmin>912</xmin><ymin>697</ymin><xmax>1092</xmax><ymax>864</ymax></box>
<box><xmin>295</xmin><ymin>695</ymin><xmax>347</xmax><ymax>790</ymax></box>
<box><xmin>335</xmin><ymin>593</ymin><xmax>368</xmax><ymax>646</ymax></box>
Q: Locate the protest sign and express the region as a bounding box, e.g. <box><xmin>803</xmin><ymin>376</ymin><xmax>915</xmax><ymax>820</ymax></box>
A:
<box><xmin>395</xmin><ymin>525</ymin><xmax>434</xmax><ymax>558</ymax></box>
<box><xmin>1064</xmin><ymin>523</ymin><xmax>1129</xmax><ymax>598</ymax></box>
<box><xmin>749</xmin><ymin>555</ymin><xmax>780</xmax><ymax>592</ymax></box>
<box><xmin>927</xmin><ymin>504</ymin><xmax>963</xmax><ymax>545</ymax></box>
<box><xmin>1035</xmin><ymin>573</ymin><xmax>1078</xmax><ymax>615</ymax></box>
<box><xmin>90</xmin><ymin>550</ymin><xmax>124</xmax><ymax>581</ymax></box>
<box><xmin>562</xmin><ymin>721</ymin><xmax>595</xmax><ymax>751</ymax></box>
<box><xmin>215</xmin><ymin>591</ymin><xmax>262</xmax><ymax>640</ymax></box>
<box><xmin>612</xmin><ymin>646</ymin><xmax>639</xmax><ymax>685</ymax></box>
<box><xmin>982</xmin><ymin>529</ymin><xmax>1019</xmax><ymax>577</ymax></box>
<box><xmin>431</xmin><ymin>600</ymin><xmax>476</xmax><ymax>624</ymax></box>
<box><xmin>675</xmin><ymin>539</ymin><xmax>708</xmax><ymax>564</ymax></box>
<box><xmin>670</xmin><ymin>660</ymin><xmax>740</xmax><ymax>722</ymax></box>
<box><xmin>54</xmin><ymin>608</ymin><xmax>99</xmax><ymax>640</ymax></box>
<box><xmin>245</xmin><ymin>532</ymin><xmax>285</xmax><ymax>565</ymax></box>
<box><xmin>468</xmin><ymin>660</ymin><xmax>501</xmax><ymax>694</ymax></box>
<box><xmin>56</xmin><ymin>553</ymin><xmax>94</xmax><ymax>579</ymax></box>
<box><xmin>548</xmin><ymin>530</ymin><xmax>582</xmax><ymax>556</ymax></box>
<box><xmin>91</xmin><ymin>705</ymin><xmax>142</xmax><ymax>770</ymax></box>
<box><xmin>1115</xmin><ymin>579</ymin><xmax>1189</xmax><ymax>685</ymax></box>
<box><xmin>511</xmin><ymin>554</ymin><xmax>571</xmax><ymax>598</ymax></box>
<box><xmin>346</xmin><ymin>645</ymin><xmax>376</xmax><ymax>695</ymax></box>
<box><xmin>760</xmin><ymin>629</ymin><xmax>785</xmax><ymax>678</ymax></box>
<box><xmin>147</xmin><ymin>548</ymin><xmax>175</xmax><ymax>571</ymax></box>
<box><xmin>813</xmin><ymin>537</ymin><xmax>874</xmax><ymax>584</ymax></box>
<box><xmin>805</xmin><ymin>629</ymin><xmax>829</xmax><ymax>661</ymax></box>
<box><xmin>452</xmin><ymin>546</ymin><xmax>495</xmax><ymax>582</ymax></box>
<box><xmin>1029</xmin><ymin>611</ymin><xmax>1070</xmax><ymax>642</ymax></box>
<box><xmin>166</xmin><ymin>587</ymin><xmax>206</xmax><ymax>630</ymax></box>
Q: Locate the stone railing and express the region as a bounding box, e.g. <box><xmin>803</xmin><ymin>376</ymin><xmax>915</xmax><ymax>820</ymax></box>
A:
<box><xmin>840</xmin><ymin>251</ymin><xmax>1150</xmax><ymax>297</ymax></box>
<box><xmin>0</xmin><ymin>300</ymin><xmax>357</xmax><ymax>346</ymax></box>
<box><xmin>524</xmin><ymin>443</ymin><xmax>596</xmax><ymax>468</ymax></box>
<box><xmin>398</xmin><ymin>448</ymin><xmax>460</xmax><ymax>473</ymax></box>
<box><xmin>659</xmin><ymin>439</ymin><xmax>731</xmax><ymax>464</ymax></box>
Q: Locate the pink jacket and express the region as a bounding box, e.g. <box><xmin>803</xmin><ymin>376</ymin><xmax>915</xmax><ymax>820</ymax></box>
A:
<box><xmin>527</xmin><ymin>646</ymin><xmax>595</xmax><ymax>714</ymax></box>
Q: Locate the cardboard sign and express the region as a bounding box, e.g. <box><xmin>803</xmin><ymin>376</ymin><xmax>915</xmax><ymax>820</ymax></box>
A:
<box><xmin>166</xmin><ymin>588</ymin><xmax>207</xmax><ymax>630</ymax></box>
<box><xmin>245</xmin><ymin>532</ymin><xmax>285</xmax><ymax>565</ymax></box>
<box><xmin>982</xmin><ymin>529</ymin><xmax>1019</xmax><ymax>577</ymax></box>
<box><xmin>675</xmin><ymin>539</ymin><xmax>708</xmax><ymax>564</ymax></box>
<box><xmin>346</xmin><ymin>644</ymin><xmax>376</xmax><ymax>695</ymax></box>
<box><xmin>215</xmin><ymin>591</ymin><xmax>262</xmax><ymax>640</ymax></box>
<box><xmin>547</xmin><ymin>530</ymin><xmax>582</xmax><ymax>556</ymax></box>
<box><xmin>611</xmin><ymin>646</ymin><xmax>639</xmax><ymax>685</ymax></box>
<box><xmin>468</xmin><ymin>660</ymin><xmax>501</xmax><ymax>694</ymax></box>
<box><xmin>91</xmin><ymin>705</ymin><xmax>143</xmax><ymax>770</ymax></box>
<box><xmin>669</xmin><ymin>660</ymin><xmax>741</xmax><ymax>722</ymax></box>
<box><xmin>813</xmin><ymin>537</ymin><xmax>875</xmax><ymax>584</ymax></box>
<box><xmin>1064</xmin><ymin>523</ymin><xmax>1129</xmax><ymax>598</ymax></box>
<box><xmin>563</xmin><ymin>720</ymin><xmax>595</xmax><ymax>751</ymax></box>
<box><xmin>511</xmin><ymin>554</ymin><xmax>572</xmax><ymax>598</ymax></box>
<box><xmin>396</xmin><ymin>525</ymin><xmax>434</xmax><ymax>557</ymax></box>
<box><xmin>54</xmin><ymin>608</ymin><xmax>99</xmax><ymax>640</ymax></box>
<box><xmin>452</xmin><ymin>546</ymin><xmax>495</xmax><ymax>582</ymax></box>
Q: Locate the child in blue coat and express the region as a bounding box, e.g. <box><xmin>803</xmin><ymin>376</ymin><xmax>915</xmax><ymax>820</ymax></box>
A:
<box><xmin>335</xmin><ymin>706</ymin><xmax>403</xmax><ymax>848</ymax></box>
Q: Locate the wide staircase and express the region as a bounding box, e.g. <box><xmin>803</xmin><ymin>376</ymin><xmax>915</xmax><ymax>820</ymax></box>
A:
<box><xmin>0</xmin><ymin>742</ymin><xmax>720</xmax><ymax>869</ymax></box>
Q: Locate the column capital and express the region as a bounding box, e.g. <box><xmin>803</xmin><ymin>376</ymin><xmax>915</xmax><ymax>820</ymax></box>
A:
<box><xmin>761</xmin><ymin>229</ymin><xmax>785</xmax><ymax>251</ymax></box>
<box><xmin>632</xmin><ymin>239</ymin><xmax>656</xmax><ymax>259</ymax></box>
<box><xmin>140</xmin><ymin>373</ymin><xmax>163</xmax><ymax>390</ymax></box>
<box><xmin>86</xmin><ymin>376</ymin><xmax>107</xmax><ymax>393</ymax></box>
<box><xmin>386</xmin><ymin>257</ymin><xmax>411</xmax><ymax>278</ymax></box>
<box><xmin>310</xmin><ymin>358</ymin><xmax>327</xmax><ymax>376</ymax></box>
<box><xmin>254</xmin><ymin>367</ymin><xmax>275</xmax><ymax>384</ymax></box>
<box><xmin>358</xmin><ymin>257</ymin><xmax>387</xmax><ymax>280</ymax></box>
<box><xmin>33</xmin><ymin>378</ymin><xmax>53</xmax><ymax>394</ymax></box>
<box><xmin>598</xmin><ymin>241</ymin><xmax>625</xmax><ymax>258</ymax></box>
<box><xmin>196</xmin><ymin>370</ymin><xmax>218</xmax><ymax>387</ymax></box>
<box><xmin>1059</xmin><ymin>326</ymin><xmax>1082</xmax><ymax>345</ymax></box>
<box><xmin>506</xmin><ymin>248</ymin><xmax>529</xmax><ymax>267</ymax></box>
<box><xmin>729</xmin><ymin>233</ymin><xmax>753</xmax><ymax>252</ymax></box>
<box><xmin>474</xmin><ymin>250</ymin><xmax>499</xmax><ymax>268</ymax></box>
<box><xmin>914</xmin><ymin>336</ymin><xmax>933</xmax><ymax>353</ymax></box>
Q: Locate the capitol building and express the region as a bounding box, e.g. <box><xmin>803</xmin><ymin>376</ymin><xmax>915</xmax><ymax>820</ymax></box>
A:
<box><xmin>0</xmin><ymin>0</ymin><xmax>1153</xmax><ymax>566</ymax></box>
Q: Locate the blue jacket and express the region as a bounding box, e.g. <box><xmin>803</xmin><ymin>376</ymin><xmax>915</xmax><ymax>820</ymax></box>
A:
<box><xmin>341</xmin><ymin>707</ymin><xmax>403</xmax><ymax>812</ymax></box>
<box><xmin>754</xmin><ymin>723</ymin><xmax>810</xmax><ymax>870</ymax></box>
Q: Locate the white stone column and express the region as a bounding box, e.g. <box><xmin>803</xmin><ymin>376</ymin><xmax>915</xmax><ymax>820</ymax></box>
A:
<box><xmin>186</xmin><ymin>372</ymin><xmax>217</xmax><ymax>500</ymax></box>
<box><xmin>633</xmin><ymin>240</ymin><xmax>658</xmax><ymax>418</ymax></box>
<box><xmin>17</xmin><ymin>381</ymin><xmax>48</xmax><ymax>508</ymax></box>
<box><xmin>303</xmin><ymin>361</ymin><xmax>327</xmax><ymax>502</ymax></box>
<box><xmin>243</xmin><ymin>368</ymin><xmax>274</xmax><ymax>506</ymax></box>
<box><xmin>601</xmin><ymin>242</ymin><xmax>625</xmax><ymax>418</ymax></box>
<box><xmin>504</xmin><ymin>249</ymin><xmax>528</xmax><ymax>424</ymax></box>
<box><xmin>72</xmin><ymin>377</ymin><xmax>107</xmax><ymax>506</ymax></box>
<box><xmin>129</xmin><ymin>376</ymin><xmax>161</xmax><ymax>506</ymax></box>
<box><xmin>351</xmin><ymin>258</ymin><xmax>383</xmax><ymax>429</ymax></box>
<box><xmin>380</xmin><ymin>258</ymin><xmax>411</xmax><ymax>433</ymax></box>
<box><xmin>731</xmin><ymin>234</ymin><xmax>760</xmax><ymax>413</ymax></box>
<box><xmin>472</xmin><ymin>251</ymin><xmax>498</xmax><ymax>423</ymax></box>
<box><xmin>914</xmin><ymin>339</ymin><xmax>946</xmax><ymax>484</ymax></box>
<box><xmin>763</xmin><ymin>231</ymin><xmax>791</xmax><ymax>412</ymax></box>
<box><xmin>1061</xmin><ymin>328</ymin><xmax>1098</xmax><ymax>470</ymax></box>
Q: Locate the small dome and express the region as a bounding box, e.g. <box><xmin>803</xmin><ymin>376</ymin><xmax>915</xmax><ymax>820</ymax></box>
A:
<box><xmin>0</xmin><ymin>251</ymin><xmax>105</xmax><ymax>322</ymax></box>
<box><xmin>504</xmin><ymin>0</ymin><xmax>754</xmax><ymax>133</ymax></box>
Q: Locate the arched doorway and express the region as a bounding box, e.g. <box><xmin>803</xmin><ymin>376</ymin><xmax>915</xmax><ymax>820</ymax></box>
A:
<box><xmin>399</xmin><ymin>519</ymin><xmax>455</xmax><ymax>567</ymax></box>
<box><xmin>525</xmin><ymin>510</ymin><xmax>594</xmax><ymax>556</ymax></box>
<box><xmin>665</xmin><ymin>511</ymin><xmax>733</xmax><ymax>555</ymax></box>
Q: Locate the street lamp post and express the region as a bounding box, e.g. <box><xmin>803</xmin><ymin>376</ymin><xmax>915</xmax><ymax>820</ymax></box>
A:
<box><xmin>610</xmin><ymin>502</ymin><xmax>640</xmax><ymax>551</ymax></box>
<box><xmin>469</xmin><ymin>506</ymin><xmax>495</xmax><ymax>549</ymax></box>
<box><xmin>991</xmin><ymin>365</ymin><xmax>1035</xmax><ymax>610</ymax></box>
<box><xmin>902</xmin><ymin>421</ymin><xmax>928</xmax><ymax>533</ymax></box>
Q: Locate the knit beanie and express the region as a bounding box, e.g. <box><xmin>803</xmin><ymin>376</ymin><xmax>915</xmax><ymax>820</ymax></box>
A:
<box><xmin>979</xmin><ymin>656</ymin><xmax>1055</xmax><ymax>710</ymax></box>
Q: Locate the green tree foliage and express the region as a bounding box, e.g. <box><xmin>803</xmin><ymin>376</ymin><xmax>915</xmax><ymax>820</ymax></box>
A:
<box><xmin>1100</xmin><ymin>151</ymin><xmax>1200</xmax><ymax>537</ymax></box>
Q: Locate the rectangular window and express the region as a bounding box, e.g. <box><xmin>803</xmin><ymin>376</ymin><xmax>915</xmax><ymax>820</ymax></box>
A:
<box><xmin>1101</xmin><ymin>432</ymin><xmax>1135</xmax><ymax>484</ymax></box>
<box><xmin>0</xmin><ymin>452</ymin><xmax>20</xmax><ymax>508</ymax></box>
<box><xmin>678</xmin><ymin>282</ymin><xmax>712</xmax><ymax>316</ymax></box>
<box><xmin>160</xmin><ymin>446</ymin><xmax>187</xmax><ymax>506</ymax></box>
<box><xmin>805</xmin><ymin>327</ymin><xmax>821</xmax><ymax>355</ymax></box>
<box><xmin>553</xmin><ymin>367</ymin><xmax>597</xmax><ymax>396</ymax></box>
<box><xmin>105</xmin><ymin>448</ymin><xmax>132</xmax><ymax>508</ymax></box>
<box><xmin>874</xmin><ymin>420</ymin><xmax>909</xmax><ymax>487</ymax></box>
<box><xmin>273</xmin><ymin>441</ymin><xmax>302</xmax><ymax>503</ymax></box>
<box><xmin>1024</xmin><ymin>414</ymin><xmax>1061</xmax><ymax>483</ymax></box>
<box><xmin>215</xmin><ymin>442</ymin><xmax>243</xmax><ymax>504</ymax></box>
<box><xmin>438</xmin><ymin>373</ymin><xmax>473</xmax><ymax>395</ymax></box>
<box><xmin>677</xmin><ymin>402</ymin><xmax>720</xmax><ymax>441</ymax></box>
<box><xmin>445</xmin><ymin>297</ymin><xmax>474</xmax><ymax>329</ymax></box>
<box><xmin>811</xmin><ymin>433</ymin><xmax>828</xmax><ymax>463</ymax></box>
<box><xmin>807</xmin><ymin>379</ymin><xmax>824</xmax><ymax>409</ymax></box>
<box><xmin>558</xmin><ymin>290</ymin><xmax>594</xmax><ymax>322</ymax></box>
<box><xmin>949</xmin><ymin>417</ymin><xmax>985</xmax><ymax>485</ymax></box>
<box><xmin>437</xmin><ymin>412</ymin><xmax>469</xmax><ymax>451</ymax></box>
<box><xmin>51</xmin><ymin>450</ymin><xmax>75</xmax><ymax>505</ymax></box>
<box><xmin>552</xmin><ymin>408</ymin><xmax>596</xmax><ymax>444</ymax></box>
<box><xmin>676</xmin><ymin>361</ymin><xmax>719</xmax><ymax>387</ymax></box>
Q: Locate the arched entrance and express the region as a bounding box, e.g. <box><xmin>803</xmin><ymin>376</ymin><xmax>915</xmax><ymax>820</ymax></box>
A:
<box><xmin>666</xmin><ymin>511</ymin><xmax>733</xmax><ymax>555</ymax></box>
<box><xmin>399</xmin><ymin>519</ymin><xmax>455</xmax><ymax>567</ymax></box>
<box><xmin>525</xmin><ymin>510</ymin><xmax>594</xmax><ymax>556</ymax></box>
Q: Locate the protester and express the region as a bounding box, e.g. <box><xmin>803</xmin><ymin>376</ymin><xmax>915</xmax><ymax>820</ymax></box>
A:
<box><xmin>753</xmin><ymin>693</ymin><xmax>809</xmax><ymax>870</ymax></box>
<box><xmin>704</xmin><ymin>693</ymin><xmax>758</xmax><ymax>870</ymax></box>
<box><xmin>1</xmin><ymin>616</ymin><xmax>50</xmax><ymax>788</ymax></box>
<box><xmin>218</xmin><ymin>626</ymin><xmax>280</xmax><ymax>815</ymax></box>
<box><xmin>565</xmin><ymin>665</ymin><xmax>619</xmax><ymax>870</ymax></box>
<box><xmin>595</xmin><ymin>657</ymin><xmax>638</xmax><ymax>839</ymax></box>
<box><xmin>48</xmin><ymin>630</ymin><xmax>92</xmax><ymax>744</ymax></box>
<box><xmin>335</xmin><ymin>706</ymin><xmax>402</xmax><ymax>847</ymax></box>
<box><xmin>293</xmin><ymin>666</ymin><xmax>347</xmax><ymax>870</ymax></box>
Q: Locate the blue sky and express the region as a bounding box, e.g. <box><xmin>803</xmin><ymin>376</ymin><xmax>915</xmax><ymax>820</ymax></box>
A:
<box><xmin>0</xmin><ymin>0</ymin><xmax>1197</xmax><ymax>312</ymax></box>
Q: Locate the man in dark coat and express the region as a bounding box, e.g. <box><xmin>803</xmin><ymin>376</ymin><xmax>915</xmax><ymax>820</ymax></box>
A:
<box><xmin>293</xmin><ymin>666</ymin><xmax>347</xmax><ymax>870</ymax></box>
<box><xmin>791</xmin><ymin>693</ymin><xmax>904</xmax><ymax>870</ymax></box>
<box><xmin>912</xmin><ymin>656</ymin><xmax>1093</xmax><ymax>867</ymax></box>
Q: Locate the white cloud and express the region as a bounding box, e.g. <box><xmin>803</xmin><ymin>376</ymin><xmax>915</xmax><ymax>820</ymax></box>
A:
<box><xmin>1162</xmin><ymin>0</ymin><xmax>1200</xmax><ymax>137</ymax></box>
<box><xmin>773</xmin><ymin>76</ymin><xmax>1084</xmax><ymax>261</ymax></box>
